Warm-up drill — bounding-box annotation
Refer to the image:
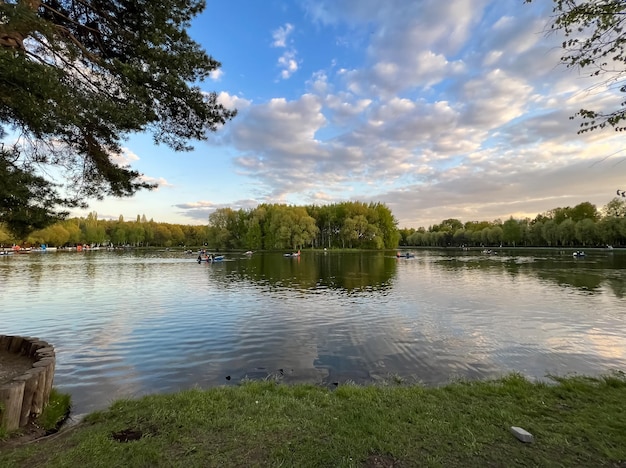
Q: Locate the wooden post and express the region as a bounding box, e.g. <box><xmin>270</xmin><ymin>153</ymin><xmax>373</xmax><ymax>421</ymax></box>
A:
<box><xmin>32</xmin><ymin>358</ymin><xmax>55</xmax><ymax>409</ymax></box>
<box><xmin>0</xmin><ymin>335</ymin><xmax>13</xmax><ymax>351</ymax></box>
<box><xmin>12</xmin><ymin>372</ymin><xmax>40</xmax><ymax>427</ymax></box>
<box><xmin>30</xmin><ymin>367</ymin><xmax>47</xmax><ymax>416</ymax></box>
<box><xmin>35</xmin><ymin>347</ymin><xmax>55</xmax><ymax>359</ymax></box>
<box><xmin>8</xmin><ymin>336</ymin><xmax>24</xmax><ymax>354</ymax></box>
<box><xmin>19</xmin><ymin>337</ymin><xmax>38</xmax><ymax>355</ymax></box>
<box><xmin>27</xmin><ymin>340</ymin><xmax>49</xmax><ymax>357</ymax></box>
<box><xmin>41</xmin><ymin>358</ymin><xmax>55</xmax><ymax>403</ymax></box>
<box><xmin>0</xmin><ymin>380</ymin><xmax>26</xmax><ymax>431</ymax></box>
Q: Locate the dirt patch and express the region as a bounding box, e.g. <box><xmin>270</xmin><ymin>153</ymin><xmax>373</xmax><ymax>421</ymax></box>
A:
<box><xmin>0</xmin><ymin>350</ymin><xmax>35</xmax><ymax>384</ymax></box>
<box><xmin>0</xmin><ymin>420</ymin><xmax>48</xmax><ymax>449</ymax></box>
<box><xmin>363</xmin><ymin>453</ymin><xmax>401</xmax><ymax>467</ymax></box>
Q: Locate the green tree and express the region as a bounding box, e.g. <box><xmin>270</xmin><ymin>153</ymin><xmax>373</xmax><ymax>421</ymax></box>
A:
<box><xmin>502</xmin><ymin>217</ymin><xmax>522</xmax><ymax>246</ymax></box>
<box><xmin>542</xmin><ymin>220</ymin><xmax>558</xmax><ymax>246</ymax></box>
<box><xmin>207</xmin><ymin>208</ymin><xmax>241</xmax><ymax>249</ymax></box>
<box><xmin>527</xmin><ymin>220</ymin><xmax>545</xmax><ymax>246</ymax></box>
<box><xmin>62</xmin><ymin>219</ymin><xmax>82</xmax><ymax>245</ymax></box>
<box><xmin>598</xmin><ymin>217</ymin><xmax>624</xmax><ymax>245</ymax></box>
<box><xmin>602</xmin><ymin>197</ymin><xmax>626</xmax><ymax>217</ymax></box>
<box><xmin>0</xmin><ymin>150</ymin><xmax>78</xmax><ymax>239</ymax></box>
<box><xmin>570</xmin><ymin>202</ymin><xmax>599</xmax><ymax>222</ymax></box>
<box><xmin>0</xmin><ymin>0</ymin><xmax>236</xmax><ymax>235</ymax></box>
<box><xmin>575</xmin><ymin>218</ymin><xmax>598</xmax><ymax>246</ymax></box>
<box><xmin>557</xmin><ymin>218</ymin><xmax>575</xmax><ymax>246</ymax></box>
<box><xmin>0</xmin><ymin>223</ymin><xmax>12</xmax><ymax>244</ymax></box>
<box><xmin>529</xmin><ymin>0</ymin><xmax>626</xmax><ymax>132</ymax></box>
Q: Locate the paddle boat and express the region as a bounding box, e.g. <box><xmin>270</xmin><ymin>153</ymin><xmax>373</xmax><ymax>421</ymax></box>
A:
<box><xmin>396</xmin><ymin>251</ymin><xmax>415</xmax><ymax>258</ymax></box>
<box><xmin>284</xmin><ymin>250</ymin><xmax>301</xmax><ymax>257</ymax></box>
<box><xmin>197</xmin><ymin>254</ymin><xmax>225</xmax><ymax>263</ymax></box>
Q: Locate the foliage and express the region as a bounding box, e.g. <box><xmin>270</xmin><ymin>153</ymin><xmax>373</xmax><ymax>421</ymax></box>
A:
<box><xmin>529</xmin><ymin>0</ymin><xmax>626</xmax><ymax>132</ymax></box>
<box><xmin>1</xmin><ymin>374</ymin><xmax>626</xmax><ymax>466</ymax></box>
<box><xmin>5</xmin><ymin>198</ymin><xmax>625</xmax><ymax>249</ymax></box>
<box><xmin>406</xmin><ymin>200</ymin><xmax>626</xmax><ymax>247</ymax></box>
<box><xmin>0</xmin><ymin>148</ymin><xmax>80</xmax><ymax>238</ymax></box>
<box><xmin>0</xmin><ymin>0</ymin><xmax>235</xmax><ymax>236</ymax></box>
<box><xmin>207</xmin><ymin>202</ymin><xmax>398</xmax><ymax>251</ymax></box>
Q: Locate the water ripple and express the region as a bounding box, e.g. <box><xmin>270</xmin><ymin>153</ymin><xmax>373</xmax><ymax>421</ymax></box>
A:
<box><xmin>2</xmin><ymin>250</ymin><xmax>626</xmax><ymax>413</ymax></box>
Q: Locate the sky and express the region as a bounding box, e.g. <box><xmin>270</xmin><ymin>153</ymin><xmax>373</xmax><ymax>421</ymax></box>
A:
<box><xmin>73</xmin><ymin>0</ymin><xmax>625</xmax><ymax>229</ymax></box>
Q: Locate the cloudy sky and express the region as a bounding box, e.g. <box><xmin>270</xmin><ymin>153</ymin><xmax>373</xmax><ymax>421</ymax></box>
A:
<box><xmin>75</xmin><ymin>0</ymin><xmax>625</xmax><ymax>228</ymax></box>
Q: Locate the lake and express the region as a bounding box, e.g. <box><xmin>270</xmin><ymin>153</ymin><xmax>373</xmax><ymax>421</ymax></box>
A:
<box><xmin>1</xmin><ymin>248</ymin><xmax>625</xmax><ymax>415</ymax></box>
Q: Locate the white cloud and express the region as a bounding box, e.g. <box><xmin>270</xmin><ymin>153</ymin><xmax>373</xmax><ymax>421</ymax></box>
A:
<box><xmin>175</xmin><ymin>199</ymin><xmax>260</xmax><ymax>221</ymax></box>
<box><xmin>278</xmin><ymin>50</ymin><xmax>299</xmax><ymax>79</ymax></box>
<box><xmin>271</xmin><ymin>23</ymin><xmax>299</xmax><ymax>79</ymax></box>
<box><xmin>139</xmin><ymin>176</ymin><xmax>172</xmax><ymax>189</ymax></box>
<box><xmin>209</xmin><ymin>69</ymin><xmax>223</xmax><ymax>81</ymax></box>
<box><xmin>272</xmin><ymin>23</ymin><xmax>294</xmax><ymax>48</ymax></box>
<box><xmin>216</xmin><ymin>91</ymin><xmax>251</xmax><ymax>111</ymax></box>
<box><xmin>110</xmin><ymin>147</ymin><xmax>140</xmax><ymax>166</ymax></box>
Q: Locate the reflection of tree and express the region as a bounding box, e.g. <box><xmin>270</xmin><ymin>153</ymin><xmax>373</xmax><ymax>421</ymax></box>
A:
<box><xmin>211</xmin><ymin>252</ymin><xmax>397</xmax><ymax>293</ymax></box>
<box><xmin>434</xmin><ymin>250</ymin><xmax>626</xmax><ymax>297</ymax></box>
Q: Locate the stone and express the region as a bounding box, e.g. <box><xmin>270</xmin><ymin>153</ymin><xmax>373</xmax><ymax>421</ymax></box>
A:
<box><xmin>510</xmin><ymin>426</ymin><xmax>534</xmax><ymax>443</ymax></box>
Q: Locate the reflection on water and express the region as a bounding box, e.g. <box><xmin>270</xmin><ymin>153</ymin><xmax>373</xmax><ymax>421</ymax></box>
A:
<box><xmin>223</xmin><ymin>251</ymin><xmax>396</xmax><ymax>292</ymax></box>
<box><xmin>1</xmin><ymin>249</ymin><xmax>625</xmax><ymax>414</ymax></box>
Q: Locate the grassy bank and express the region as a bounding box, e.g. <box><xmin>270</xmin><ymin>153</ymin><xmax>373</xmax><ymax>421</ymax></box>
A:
<box><xmin>1</xmin><ymin>373</ymin><xmax>625</xmax><ymax>467</ymax></box>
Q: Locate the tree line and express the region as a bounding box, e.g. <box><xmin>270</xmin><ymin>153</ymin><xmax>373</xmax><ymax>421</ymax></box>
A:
<box><xmin>0</xmin><ymin>201</ymin><xmax>400</xmax><ymax>250</ymax></box>
<box><xmin>0</xmin><ymin>213</ymin><xmax>207</xmax><ymax>249</ymax></box>
<box><xmin>399</xmin><ymin>199</ymin><xmax>626</xmax><ymax>248</ymax></box>
<box><xmin>3</xmin><ymin>198</ymin><xmax>624</xmax><ymax>250</ymax></box>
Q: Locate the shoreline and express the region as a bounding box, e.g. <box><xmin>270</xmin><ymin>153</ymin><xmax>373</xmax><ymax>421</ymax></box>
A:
<box><xmin>2</xmin><ymin>372</ymin><xmax>625</xmax><ymax>466</ymax></box>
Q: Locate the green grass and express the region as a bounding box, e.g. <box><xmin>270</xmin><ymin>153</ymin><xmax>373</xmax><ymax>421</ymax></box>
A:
<box><xmin>39</xmin><ymin>389</ymin><xmax>72</xmax><ymax>432</ymax></box>
<box><xmin>0</xmin><ymin>389</ymin><xmax>71</xmax><ymax>440</ymax></box>
<box><xmin>1</xmin><ymin>373</ymin><xmax>625</xmax><ymax>467</ymax></box>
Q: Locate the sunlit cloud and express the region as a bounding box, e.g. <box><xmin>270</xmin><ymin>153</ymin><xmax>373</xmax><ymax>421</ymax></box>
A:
<box><xmin>110</xmin><ymin>147</ymin><xmax>140</xmax><ymax>166</ymax></box>
<box><xmin>209</xmin><ymin>69</ymin><xmax>224</xmax><ymax>81</ymax></box>
<box><xmin>272</xmin><ymin>23</ymin><xmax>299</xmax><ymax>79</ymax></box>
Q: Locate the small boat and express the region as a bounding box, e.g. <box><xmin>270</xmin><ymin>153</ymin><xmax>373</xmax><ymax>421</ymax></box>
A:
<box><xmin>396</xmin><ymin>251</ymin><xmax>415</xmax><ymax>258</ymax></box>
<box><xmin>284</xmin><ymin>250</ymin><xmax>300</xmax><ymax>257</ymax></box>
<box><xmin>197</xmin><ymin>254</ymin><xmax>225</xmax><ymax>263</ymax></box>
<box><xmin>244</xmin><ymin>251</ymin><xmax>254</xmax><ymax>256</ymax></box>
<box><xmin>573</xmin><ymin>251</ymin><xmax>586</xmax><ymax>258</ymax></box>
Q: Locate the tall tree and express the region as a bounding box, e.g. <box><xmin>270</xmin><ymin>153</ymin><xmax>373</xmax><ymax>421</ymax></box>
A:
<box><xmin>529</xmin><ymin>0</ymin><xmax>626</xmax><ymax>132</ymax></box>
<box><xmin>0</xmin><ymin>0</ymin><xmax>235</xmax><ymax>234</ymax></box>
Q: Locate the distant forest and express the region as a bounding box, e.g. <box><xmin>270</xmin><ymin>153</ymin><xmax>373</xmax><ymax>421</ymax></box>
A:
<box><xmin>2</xmin><ymin>198</ymin><xmax>625</xmax><ymax>249</ymax></box>
<box><xmin>0</xmin><ymin>202</ymin><xmax>399</xmax><ymax>250</ymax></box>
<box><xmin>399</xmin><ymin>199</ymin><xmax>626</xmax><ymax>248</ymax></box>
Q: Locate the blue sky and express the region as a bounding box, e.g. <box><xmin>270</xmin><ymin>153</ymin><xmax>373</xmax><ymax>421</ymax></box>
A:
<box><xmin>74</xmin><ymin>0</ymin><xmax>625</xmax><ymax>228</ymax></box>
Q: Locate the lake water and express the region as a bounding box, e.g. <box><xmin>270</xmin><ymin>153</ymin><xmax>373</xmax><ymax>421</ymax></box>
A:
<box><xmin>1</xmin><ymin>249</ymin><xmax>625</xmax><ymax>415</ymax></box>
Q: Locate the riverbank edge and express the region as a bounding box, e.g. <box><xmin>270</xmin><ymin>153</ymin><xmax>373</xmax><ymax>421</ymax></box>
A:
<box><xmin>1</xmin><ymin>372</ymin><xmax>625</xmax><ymax>467</ymax></box>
